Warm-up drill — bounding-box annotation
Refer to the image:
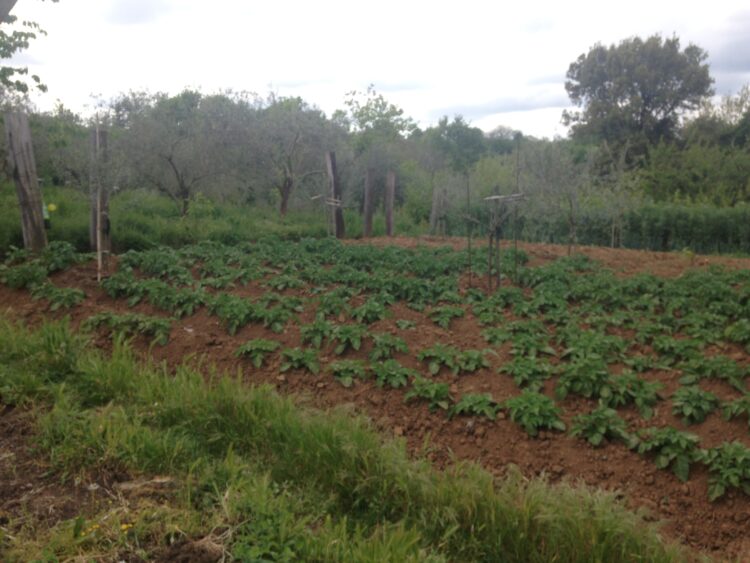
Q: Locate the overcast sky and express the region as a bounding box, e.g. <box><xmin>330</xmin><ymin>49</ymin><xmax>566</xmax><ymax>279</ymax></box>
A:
<box><xmin>9</xmin><ymin>0</ymin><xmax>750</xmax><ymax>138</ymax></box>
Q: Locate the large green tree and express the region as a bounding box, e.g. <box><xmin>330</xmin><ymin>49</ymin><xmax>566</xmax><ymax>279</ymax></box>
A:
<box><xmin>563</xmin><ymin>35</ymin><xmax>714</xmax><ymax>152</ymax></box>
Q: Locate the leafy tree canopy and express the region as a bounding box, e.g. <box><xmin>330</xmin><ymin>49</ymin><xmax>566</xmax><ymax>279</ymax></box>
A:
<box><xmin>563</xmin><ymin>34</ymin><xmax>714</xmax><ymax>151</ymax></box>
<box><xmin>426</xmin><ymin>115</ymin><xmax>486</xmax><ymax>175</ymax></box>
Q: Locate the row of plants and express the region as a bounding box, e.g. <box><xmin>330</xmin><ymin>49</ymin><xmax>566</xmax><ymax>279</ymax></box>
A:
<box><xmin>232</xmin><ymin>332</ymin><xmax>750</xmax><ymax>501</ymax></box>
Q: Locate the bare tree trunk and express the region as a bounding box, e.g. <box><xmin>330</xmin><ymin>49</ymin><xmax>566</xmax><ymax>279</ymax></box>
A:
<box><xmin>0</xmin><ymin>0</ymin><xmax>18</xmax><ymax>23</ymax></box>
<box><xmin>363</xmin><ymin>169</ymin><xmax>374</xmax><ymax>237</ymax></box>
<box><xmin>278</xmin><ymin>177</ymin><xmax>293</xmax><ymax>217</ymax></box>
<box><xmin>180</xmin><ymin>192</ymin><xmax>190</xmax><ymax>217</ymax></box>
<box><xmin>325</xmin><ymin>151</ymin><xmax>345</xmax><ymax>239</ymax></box>
<box><xmin>4</xmin><ymin>112</ymin><xmax>47</xmax><ymax>252</ymax></box>
<box><xmin>385</xmin><ymin>170</ymin><xmax>395</xmax><ymax>237</ymax></box>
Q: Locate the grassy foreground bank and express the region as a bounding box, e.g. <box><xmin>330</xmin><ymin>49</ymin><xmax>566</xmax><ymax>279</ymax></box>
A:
<box><xmin>0</xmin><ymin>319</ymin><xmax>687</xmax><ymax>562</ymax></box>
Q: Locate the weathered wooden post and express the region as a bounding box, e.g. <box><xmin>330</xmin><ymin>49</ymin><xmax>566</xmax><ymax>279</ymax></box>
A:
<box><xmin>4</xmin><ymin>112</ymin><xmax>47</xmax><ymax>252</ymax></box>
<box><xmin>363</xmin><ymin>168</ymin><xmax>374</xmax><ymax>237</ymax></box>
<box><xmin>385</xmin><ymin>170</ymin><xmax>395</xmax><ymax>237</ymax></box>
<box><xmin>89</xmin><ymin>126</ymin><xmax>111</xmax><ymax>280</ymax></box>
<box><xmin>325</xmin><ymin>151</ymin><xmax>345</xmax><ymax>239</ymax></box>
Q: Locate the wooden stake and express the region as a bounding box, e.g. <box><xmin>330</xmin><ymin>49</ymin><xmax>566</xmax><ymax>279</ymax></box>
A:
<box><xmin>385</xmin><ymin>170</ymin><xmax>395</xmax><ymax>237</ymax></box>
<box><xmin>4</xmin><ymin>112</ymin><xmax>47</xmax><ymax>252</ymax></box>
<box><xmin>325</xmin><ymin>151</ymin><xmax>345</xmax><ymax>239</ymax></box>
<box><xmin>90</xmin><ymin>126</ymin><xmax>110</xmax><ymax>281</ymax></box>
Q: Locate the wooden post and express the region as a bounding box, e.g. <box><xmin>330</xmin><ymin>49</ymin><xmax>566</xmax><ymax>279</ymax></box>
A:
<box><xmin>89</xmin><ymin>126</ymin><xmax>111</xmax><ymax>279</ymax></box>
<box><xmin>4</xmin><ymin>112</ymin><xmax>47</xmax><ymax>252</ymax></box>
<box><xmin>385</xmin><ymin>170</ymin><xmax>395</xmax><ymax>237</ymax></box>
<box><xmin>363</xmin><ymin>168</ymin><xmax>374</xmax><ymax>238</ymax></box>
<box><xmin>325</xmin><ymin>151</ymin><xmax>345</xmax><ymax>239</ymax></box>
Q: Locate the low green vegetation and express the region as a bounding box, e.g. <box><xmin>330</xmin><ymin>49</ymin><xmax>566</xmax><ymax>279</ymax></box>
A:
<box><xmin>0</xmin><ymin>320</ymin><xmax>687</xmax><ymax>561</ymax></box>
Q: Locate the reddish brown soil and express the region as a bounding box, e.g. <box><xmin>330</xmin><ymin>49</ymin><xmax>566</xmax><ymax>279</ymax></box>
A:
<box><xmin>349</xmin><ymin>235</ymin><xmax>750</xmax><ymax>278</ymax></box>
<box><xmin>2</xmin><ymin>239</ymin><xmax>750</xmax><ymax>560</ymax></box>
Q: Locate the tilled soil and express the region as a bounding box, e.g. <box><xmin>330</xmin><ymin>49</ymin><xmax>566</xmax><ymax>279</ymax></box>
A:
<box><xmin>2</xmin><ymin>239</ymin><xmax>750</xmax><ymax>560</ymax></box>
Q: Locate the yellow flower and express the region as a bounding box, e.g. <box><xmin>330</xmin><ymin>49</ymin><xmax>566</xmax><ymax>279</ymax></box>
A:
<box><xmin>47</xmin><ymin>203</ymin><xmax>57</xmax><ymax>212</ymax></box>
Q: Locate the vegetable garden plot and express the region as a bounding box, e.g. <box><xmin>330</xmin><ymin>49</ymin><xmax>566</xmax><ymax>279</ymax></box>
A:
<box><xmin>2</xmin><ymin>237</ymin><xmax>750</xmax><ymax>558</ymax></box>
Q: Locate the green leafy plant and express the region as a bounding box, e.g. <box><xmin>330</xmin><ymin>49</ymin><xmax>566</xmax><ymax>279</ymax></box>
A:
<box><xmin>371</xmin><ymin>360</ymin><xmax>415</xmax><ymax>388</ymax></box>
<box><xmin>511</xmin><ymin>332</ymin><xmax>556</xmax><ymax>357</ymax></box>
<box><xmin>369</xmin><ymin>333</ymin><xmax>408</xmax><ymax>361</ymax></box>
<box><xmin>300</xmin><ymin>318</ymin><xmax>333</xmax><ymax>349</ymax></box>
<box><xmin>624</xmin><ymin>354</ymin><xmax>667</xmax><ymax>373</ymax></box>
<box><xmin>331</xmin><ymin>324</ymin><xmax>367</xmax><ymax>355</ymax></box>
<box><xmin>256</xmin><ymin>293</ymin><xmax>305</xmax><ymax>314</ymax></box>
<box><xmin>560</xmin><ymin>330</ymin><xmax>626</xmax><ymax>362</ymax></box>
<box><xmin>723</xmin><ymin>395</ymin><xmax>750</xmax><ymax>429</ymax></box>
<box><xmin>39</xmin><ymin>241</ymin><xmax>83</xmax><ymax>273</ymax></box>
<box><xmin>678</xmin><ymin>355</ymin><xmax>747</xmax><ymax>392</ymax></box>
<box><xmin>280</xmin><ymin>348</ymin><xmax>319</xmax><ymax>375</ymax></box>
<box><xmin>652</xmin><ymin>336</ymin><xmax>702</xmax><ymax>365</ymax></box>
<box><xmin>264</xmin><ymin>273</ymin><xmax>304</xmax><ymax>291</ymax></box>
<box><xmin>316</xmin><ymin>291</ymin><xmax>351</xmax><ymax>319</ymax></box>
<box><xmin>504</xmin><ymin>391</ymin><xmax>566</xmax><ymax>436</ymax></box>
<box><xmin>633</xmin><ymin>427</ymin><xmax>701</xmax><ymax>482</ymax></box>
<box><xmin>405</xmin><ymin>376</ymin><xmax>451</xmax><ymax>411</ymax></box>
<box><xmin>556</xmin><ymin>358</ymin><xmax>611</xmax><ymax>400</ymax></box>
<box><xmin>725</xmin><ymin>319</ymin><xmax>750</xmax><ymax>350</ymax></box>
<box><xmin>30</xmin><ymin>282</ymin><xmax>85</xmax><ymax>311</ymax></box>
<box><xmin>82</xmin><ymin>312</ymin><xmax>171</xmax><ymax>345</ymax></box>
<box><xmin>455</xmin><ymin>349</ymin><xmax>494</xmax><ymax>374</ymax></box>
<box><xmin>351</xmin><ymin>299</ymin><xmax>389</xmax><ymax>324</ymax></box>
<box><xmin>207</xmin><ymin>294</ymin><xmax>260</xmax><ymax>335</ymax></box>
<box><xmin>671</xmin><ymin>386</ymin><xmax>719</xmax><ymax>424</ymax></box>
<box><xmin>417</xmin><ymin>344</ymin><xmax>459</xmax><ymax>375</ymax></box>
<box><xmin>0</xmin><ymin>261</ymin><xmax>47</xmax><ymax>289</ymax></box>
<box><xmin>570</xmin><ymin>406</ymin><xmax>631</xmax><ymax>447</ymax></box>
<box><xmin>259</xmin><ymin>305</ymin><xmax>297</xmax><ymax>334</ymax></box>
<box><xmin>329</xmin><ymin>360</ymin><xmax>368</xmax><ymax>387</ymax></box>
<box><xmin>449</xmin><ymin>393</ymin><xmax>500</xmax><ymax>420</ymax></box>
<box><xmin>235</xmin><ymin>339</ymin><xmax>281</xmax><ymax>368</ymax></box>
<box><xmin>499</xmin><ymin>357</ymin><xmax>553</xmax><ymax>391</ymax></box>
<box><xmin>696</xmin><ymin>441</ymin><xmax>750</xmax><ymax>500</ymax></box>
<box><xmin>429</xmin><ymin>305</ymin><xmax>465</xmax><ymax>329</ymax></box>
<box><xmin>603</xmin><ymin>372</ymin><xmax>663</xmax><ymax>419</ymax></box>
<box><xmin>395</xmin><ymin>319</ymin><xmax>416</xmax><ymax>330</ymax></box>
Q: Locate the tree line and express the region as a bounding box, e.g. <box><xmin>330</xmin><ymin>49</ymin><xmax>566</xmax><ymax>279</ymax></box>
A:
<box><xmin>3</xmin><ymin>25</ymin><xmax>750</xmax><ymax>252</ymax></box>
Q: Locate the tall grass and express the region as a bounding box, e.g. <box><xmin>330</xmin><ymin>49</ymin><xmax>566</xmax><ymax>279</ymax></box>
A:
<box><xmin>0</xmin><ymin>319</ymin><xmax>687</xmax><ymax>562</ymax></box>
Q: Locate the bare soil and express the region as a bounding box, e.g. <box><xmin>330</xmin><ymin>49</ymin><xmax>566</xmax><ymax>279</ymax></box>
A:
<box><xmin>2</xmin><ymin>239</ymin><xmax>750</xmax><ymax>560</ymax></box>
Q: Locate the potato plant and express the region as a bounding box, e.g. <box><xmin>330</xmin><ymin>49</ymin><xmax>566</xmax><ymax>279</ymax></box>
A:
<box><xmin>235</xmin><ymin>339</ymin><xmax>281</xmax><ymax>368</ymax></box>
<box><xmin>371</xmin><ymin>360</ymin><xmax>415</xmax><ymax>389</ymax></box>
<box><xmin>329</xmin><ymin>360</ymin><xmax>368</xmax><ymax>387</ymax></box>
<box><xmin>697</xmin><ymin>441</ymin><xmax>750</xmax><ymax>500</ymax></box>
<box><xmin>504</xmin><ymin>391</ymin><xmax>566</xmax><ymax>436</ymax></box>
<box><xmin>570</xmin><ymin>406</ymin><xmax>632</xmax><ymax>447</ymax></box>
<box><xmin>449</xmin><ymin>393</ymin><xmax>500</xmax><ymax>420</ymax></box>
<box><xmin>280</xmin><ymin>348</ymin><xmax>319</xmax><ymax>375</ymax></box>
<box><xmin>633</xmin><ymin>427</ymin><xmax>701</xmax><ymax>482</ymax></box>
<box><xmin>671</xmin><ymin>386</ymin><xmax>719</xmax><ymax>424</ymax></box>
<box><xmin>405</xmin><ymin>376</ymin><xmax>452</xmax><ymax>411</ymax></box>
